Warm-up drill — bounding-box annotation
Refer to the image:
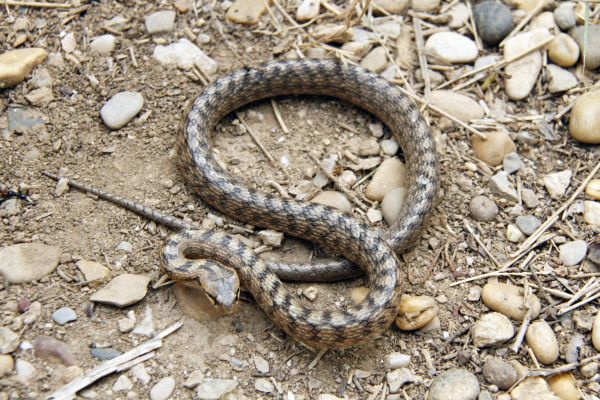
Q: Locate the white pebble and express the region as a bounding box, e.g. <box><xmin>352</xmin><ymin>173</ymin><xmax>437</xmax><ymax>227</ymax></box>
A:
<box><xmin>100</xmin><ymin>91</ymin><xmax>144</xmax><ymax>130</ymax></box>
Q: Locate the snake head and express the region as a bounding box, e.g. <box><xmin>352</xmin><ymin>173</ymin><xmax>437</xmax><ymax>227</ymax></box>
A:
<box><xmin>195</xmin><ymin>263</ymin><xmax>240</xmax><ymax>310</ymax></box>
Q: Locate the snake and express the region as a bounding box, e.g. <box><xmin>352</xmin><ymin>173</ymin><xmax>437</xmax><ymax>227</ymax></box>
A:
<box><xmin>43</xmin><ymin>59</ymin><xmax>439</xmax><ymax>348</ymax></box>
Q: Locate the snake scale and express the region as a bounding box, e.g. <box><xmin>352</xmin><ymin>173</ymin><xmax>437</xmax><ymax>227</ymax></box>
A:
<box><xmin>45</xmin><ymin>59</ymin><xmax>439</xmax><ymax>348</ymax></box>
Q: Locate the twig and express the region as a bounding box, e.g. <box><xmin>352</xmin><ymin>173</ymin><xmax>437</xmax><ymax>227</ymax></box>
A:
<box><xmin>510</xmin><ymin>283</ymin><xmax>533</xmax><ymax>353</ymax></box>
<box><xmin>271</xmin><ymin>99</ymin><xmax>290</xmax><ymax>134</ymax></box>
<box><xmin>307</xmin><ymin>348</ymin><xmax>328</xmax><ymax>370</ymax></box>
<box><xmin>464</xmin><ymin>219</ymin><xmax>501</xmax><ymax>268</ymax></box>
<box><xmin>236</xmin><ymin>112</ymin><xmax>278</xmax><ymax>167</ymax></box>
<box><xmin>48</xmin><ymin>321</ymin><xmax>183</xmax><ymax>400</ymax></box>
<box><xmin>499</xmin><ymin>0</ymin><xmax>547</xmax><ymax>46</ymax></box>
<box><xmin>558</xmin><ymin>288</ymin><xmax>600</xmax><ymax>315</ymax></box>
<box><xmin>412</xmin><ymin>17</ymin><xmax>430</xmax><ymax>96</ymax></box>
<box><xmin>451</xmin><ymin>251</ymin><xmax>536</xmax><ymax>286</ymax></box>
<box><xmin>3</xmin><ymin>0</ymin><xmax>71</xmax><ymax>7</ymax></box>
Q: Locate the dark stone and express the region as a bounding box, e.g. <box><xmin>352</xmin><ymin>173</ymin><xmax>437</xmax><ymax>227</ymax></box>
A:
<box><xmin>90</xmin><ymin>347</ymin><xmax>122</xmax><ymax>360</ymax></box>
<box><xmin>589</xmin><ymin>243</ymin><xmax>600</xmax><ymax>265</ymax></box>
<box><xmin>474</xmin><ymin>0</ymin><xmax>514</xmax><ymax>46</ymax></box>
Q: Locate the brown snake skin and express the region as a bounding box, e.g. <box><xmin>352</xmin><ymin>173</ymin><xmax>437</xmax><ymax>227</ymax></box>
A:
<box><xmin>44</xmin><ymin>59</ymin><xmax>439</xmax><ymax>348</ymax></box>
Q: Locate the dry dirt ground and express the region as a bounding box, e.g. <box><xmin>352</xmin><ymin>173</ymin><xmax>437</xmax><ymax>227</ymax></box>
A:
<box><xmin>1</xmin><ymin>1</ymin><xmax>600</xmax><ymax>399</ymax></box>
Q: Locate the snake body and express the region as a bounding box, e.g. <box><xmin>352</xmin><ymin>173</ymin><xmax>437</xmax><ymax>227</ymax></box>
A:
<box><xmin>163</xmin><ymin>59</ymin><xmax>439</xmax><ymax>348</ymax></box>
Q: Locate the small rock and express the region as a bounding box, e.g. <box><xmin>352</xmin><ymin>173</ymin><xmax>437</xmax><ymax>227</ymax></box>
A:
<box><xmin>471</xmin><ymin>130</ymin><xmax>516</xmax><ymax>167</ymax></box>
<box><xmin>468</xmin><ymin>286</ymin><xmax>482</xmax><ymax>302</ymax></box>
<box><xmin>311</xmin><ymin>191</ymin><xmax>352</xmax><ymax>213</ymax></box>
<box><xmin>358</xmin><ymin>137</ymin><xmax>380</xmax><ymax>156</ymax></box>
<box><xmin>395</xmin><ymin>295</ymin><xmax>438</xmax><ymax>330</ymax></box>
<box><xmin>447</xmin><ymin>3</ymin><xmax>469</xmax><ymax>28</ymax></box>
<box><xmin>571</xmin><ymin>25</ymin><xmax>600</xmax><ymax>70</ymax></box>
<box><xmin>100</xmin><ymin>91</ymin><xmax>144</xmax><ymax>130</ymax></box>
<box><xmin>0</xmin><ymin>243</ymin><xmax>61</xmax><ymax>283</ymax></box>
<box><xmin>7</xmin><ymin>106</ymin><xmax>46</xmax><ymax>133</ymax></box>
<box><xmin>153</xmin><ymin>39</ymin><xmax>218</xmax><ymax>77</ymax></box>
<box><xmin>380</xmin><ymin>139</ymin><xmax>399</xmax><ymax>156</ymax></box>
<box><xmin>227</xmin><ymin>0</ymin><xmax>270</xmax><ymax>24</ymax></box>
<box><xmin>118</xmin><ymin>310</ymin><xmax>136</xmax><ymax>333</ymax></box>
<box><xmin>546</xmin><ymin>64</ymin><xmax>577</xmax><ymax>93</ymax></box>
<box><xmin>197</xmin><ymin>379</ymin><xmax>238</xmax><ymax>399</ymax></box>
<box><xmin>0</xmin><ymin>355</ymin><xmax>14</xmax><ymax>377</ymax></box>
<box><xmin>76</xmin><ymin>260</ymin><xmax>109</xmax><ymax>284</ymax></box>
<box><xmin>581</xmin><ymin>362</ymin><xmax>598</xmax><ymax>378</ymax></box>
<box><xmin>384</xmin><ymin>353</ymin><xmax>410</xmax><ymax>369</ymax></box>
<box><xmin>503</xmin><ymin>152</ymin><xmax>524</xmax><ymax>174</ymax></box>
<box><xmin>482</xmin><ymin>357</ymin><xmax>518</xmax><ymax>390</ymax></box>
<box><xmin>54</xmin><ymin>178</ymin><xmax>69</xmax><ymax>197</ymax></box>
<box><xmin>301</xmin><ymin>286</ymin><xmax>318</xmax><ymax>301</ymax></box>
<box><xmin>569</xmin><ymin>90</ymin><xmax>600</xmax><ymax>144</ymax></box>
<box><xmin>29</xmin><ymin>67</ymin><xmax>52</xmax><ymax>88</ymax></box>
<box><xmin>90</xmin><ymin>274</ymin><xmax>150</xmax><ymax>308</ymax></box>
<box><xmin>150</xmin><ymin>377</ymin><xmax>175</xmax><ymax>400</ymax></box>
<box><xmin>565</xmin><ymin>333</ymin><xmax>584</xmax><ymax>363</ymax></box>
<box><xmin>373</xmin><ymin>0</ymin><xmax>409</xmax><ymax>14</ymax></box>
<box><xmin>584</xmin><ymin>201</ymin><xmax>600</xmax><ymax>227</ymax></box>
<box><xmin>366</xmin><ymin>208</ymin><xmax>382</xmax><ymax>223</ymax></box>
<box><xmin>424</xmin><ymin>32</ymin><xmax>478</xmax><ymax>64</ymax></box>
<box><xmin>61</xmin><ymin>32</ymin><xmax>77</xmax><ymax>53</ymax></box>
<box><xmin>184</xmin><ymin>370</ymin><xmax>203</xmax><ymax>388</ymax></box>
<box><xmin>52</xmin><ymin>307</ymin><xmax>77</xmax><ymax>325</ymax></box>
<box><xmin>481</xmin><ymin>281</ymin><xmax>541</xmax><ymax>320</ymax></box>
<box><xmin>586</xmin><ymin>179</ymin><xmax>600</xmax><ymax>200</ymax></box>
<box><xmin>529</xmin><ymin>11</ymin><xmax>559</xmax><ymax>32</ymax></box>
<box><xmin>547</xmin><ymin>373</ymin><xmax>579</xmax><ymax>400</ymax></box>
<box><xmin>113</xmin><ymin>374</ymin><xmax>133</xmax><ymax>392</ymax></box>
<box><xmin>559</xmin><ymin>240</ymin><xmax>587</xmax><ymax>266</ymax></box>
<box><xmin>257</xmin><ymin>230</ymin><xmax>283</xmax><ymax>247</ymax></box>
<box><xmin>411</xmin><ymin>0</ymin><xmax>440</xmax><ymax>13</ymax></box>
<box><xmin>368</xmin><ymin>122</ymin><xmax>384</xmax><ymax>138</ymax></box>
<box><xmin>472</xmin><ymin>312</ymin><xmax>515</xmax><ymax>348</ymax></box>
<box><xmin>428</xmin><ymin>90</ymin><xmax>484</xmax><ymax>123</ymax></box>
<box><xmin>33</xmin><ymin>335</ymin><xmax>75</xmax><ymax>366</ymax></box>
<box><xmin>296</xmin><ymin>0</ymin><xmax>320</xmax><ymax>21</ymax></box>
<box><xmin>131</xmin><ymin>363</ymin><xmax>151</xmax><ymax>385</ymax></box>
<box><xmin>90</xmin><ymin>34</ymin><xmax>116</xmax><ymax>55</ymax></box>
<box><xmin>365</xmin><ymin>158</ymin><xmax>406</xmax><ymax>201</ymax></box>
<box><xmin>525</xmin><ymin>320</ymin><xmax>559</xmax><ymax>365</ymax></box>
<box><xmin>511</xmin><ymin>377</ymin><xmax>561</xmax><ymax>400</ymax></box>
<box><xmin>255</xmin><ymin>377</ymin><xmax>274</xmax><ymax>393</ymax></box>
<box><xmin>381</xmin><ymin>187</ymin><xmax>407</xmax><ymax>226</ymax></box>
<box><xmin>21</xmin><ymin>301</ymin><xmax>41</xmax><ymax>325</ymax></box>
<box><xmin>0</xmin><ymin>327</ymin><xmax>19</xmax><ymax>354</ymax></box>
<box><xmin>469</xmin><ymin>195</ymin><xmax>498</xmax><ymax>222</ymax></box>
<box><xmin>515</xmin><ymin>215</ymin><xmax>541</xmax><ymax>236</ymax></box>
<box><xmin>521</xmin><ymin>188</ymin><xmax>539</xmax><ymax>208</ymax></box>
<box><xmin>0</xmin><ymin>48</ymin><xmax>47</xmax><ymax>88</ymax></box>
<box><xmin>116</xmin><ymin>241</ymin><xmax>133</xmax><ymax>253</ymax></box>
<box><xmin>133</xmin><ymin>305</ymin><xmax>154</xmax><ymax>337</ymax></box>
<box><xmin>543</xmin><ymin>170</ymin><xmax>572</xmax><ymax>198</ymax></box>
<box><xmin>15</xmin><ymin>359</ymin><xmax>36</xmax><ymax>383</ymax></box>
<box><xmin>554</xmin><ymin>2</ymin><xmax>576</xmax><ymax>30</ymax></box>
<box><xmin>145</xmin><ymin>10</ymin><xmax>176</xmax><ymax>34</ymax></box>
<box><xmin>473</xmin><ymin>0</ymin><xmax>514</xmax><ymax>46</ymax></box>
<box><xmin>91</xmin><ymin>347</ymin><xmax>122</xmax><ymax>360</ymax></box>
<box><xmin>490</xmin><ymin>171</ymin><xmax>518</xmax><ymax>202</ymax></box>
<box><xmin>254</xmin><ymin>355</ymin><xmax>269</xmax><ymax>374</ymax></box>
<box><xmin>386</xmin><ymin>368</ymin><xmax>421</xmax><ymax>393</ymax></box>
<box><xmin>428</xmin><ymin>369</ymin><xmax>480</xmax><ymax>400</ymax></box>
<box><xmin>360</xmin><ymin>47</ymin><xmax>388</xmax><ymax>73</ymax></box>
<box><xmin>548</xmin><ymin>33</ymin><xmax>580</xmax><ymax>67</ymax></box>
<box><xmin>589</xmin><ymin>243</ymin><xmax>600</xmax><ymax>265</ymax></box>
<box><xmin>25</xmin><ymin>87</ymin><xmax>53</xmax><ymax>107</ymax></box>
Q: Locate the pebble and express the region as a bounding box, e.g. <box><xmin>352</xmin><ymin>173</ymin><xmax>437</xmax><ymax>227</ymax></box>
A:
<box><xmin>571</xmin><ymin>25</ymin><xmax>600</xmax><ymax>70</ymax></box>
<box><xmin>311</xmin><ymin>191</ymin><xmax>352</xmax><ymax>213</ymax></box>
<box><xmin>227</xmin><ymin>0</ymin><xmax>269</xmax><ymax>24</ymax></box>
<box><xmin>296</xmin><ymin>0</ymin><xmax>320</xmax><ymax>21</ymax></box>
<box><xmin>118</xmin><ymin>310</ymin><xmax>136</xmax><ymax>333</ymax></box>
<box><xmin>150</xmin><ymin>377</ymin><xmax>175</xmax><ymax>400</ymax></box>
<box><xmin>366</xmin><ymin>208</ymin><xmax>382</xmax><ymax>223</ymax></box>
<box><xmin>90</xmin><ymin>34</ymin><xmax>116</xmax><ymax>55</ymax></box>
<box><xmin>61</xmin><ymin>32</ymin><xmax>77</xmax><ymax>53</ymax></box>
<box><xmin>145</xmin><ymin>10</ymin><xmax>176</xmax><ymax>34</ymax></box>
<box><xmin>113</xmin><ymin>375</ymin><xmax>133</xmax><ymax>392</ymax></box>
<box><xmin>24</xmin><ymin>148</ymin><xmax>41</xmax><ymax>161</ymax></box>
<box><xmin>257</xmin><ymin>230</ymin><xmax>283</xmax><ymax>247</ymax></box>
<box><xmin>25</xmin><ymin>87</ymin><xmax>53</xmax><ymax>107</ymax></box>
<box><xmin>428</xmin><ymin>90</ymin><xmax>484</xmax><ymax>123</ymax></box>
<box><xmin>7</xmin><ymin>106</ymin><xmax>46</xmax><ymax>133</ymax></box>
<box><xmin>253</xmin><ymin>355</ymin><xmax>269</xmax><ymax>374</ymax></box>
<box><xmin>525</xmin><ymin>321</ymin><xmax>559</xmax><ymax>365</ymax></box>
<box><xmin>0</xmin><ymin>327</ymin><xmax>19</xmax><ymax>354</ymax></box>
<box><xmin>447</xmin><ymin>3</ymin><xmax>469</xmax><ymax>28</ymax></box>
<box><xmin>469</xmin><ymin>195</ymin><xmax>498</xmax><ymax>222</ymax></box>
<box><xmin>133</xmin><ymin>305</ymin><xmax>154</xmax><ymax>336</ymax></box>
<box><xmin>586</xmin><ymin>179</ymin><xmax>600</xmax><ymax>200</ymax></box>
<box><xmin>581</xmin><ymin>362</ymin><xmax>598</xmax><ymax>378</ymax></box>
<box><xmin>91</xmin><ymin>347</ymin><xmax>122</xmax><ymax>360</ymax></box>
<box><xmin>0</xmin><ymin>355</ymin><xmax>14</xmax><ymax>377</ymax></box>
<box><xmin>33</xmin><ymin>335</ymin><xmax>75</xmax><ymax>366</ymax></box>
<box><xmin>584</xmin><ymin>201</ymin><xmax>600</xmax><ymax>227</ymax></box>
<box><xmin>372</xmin><ymin>0</ymin><xmax>409</xmax><ymax>14</ymax></box>
<box><xmin>565</xmin><ymin>333</ymin><xmax>584</xmax><ymax>363</ymax></box>
<box><xmin>548</xmin><ymin>34</ymin><xmax>580</xmax><ymax>67</ymax></box>
<box><xmin>0</xmin><ymin>243</ymin><xmax>61</xmax><ymax>283</ymax></box>
<box><xmin>395</xmin><ymin>295</ymin><xmax>438</xmax><ymax>330</ymax></box>
<box><xmin>76</xmin><ymin>260</ymin><xmax>109</xmax><ymax>284</ymax></box>
<box><xmin>481</xmin><ymin>281</ymin><xmax>541</xmax><ymax>320</ymax></box>
<box><xmin>153</xmin><ymin>39</ymin><xmax>218</xmax><ymax>77</ymax></box>
<box><xmin>515</xmin><ymin>215</ymin><xmax>541</xmax><ymax>236</ymax></box>
<box><xmin>589</xmin><ymin>243</ymin><xmax>600</xmax><ymax>265</ymax></box>
<box><xmin>511</xmin><ymin>377</ymin><xmax>561</xmax><ymax>400</ymax></box>
<box><xmin>196</xmin><ymin>379</ymin><xmax>238</xmax><ymax>399</ymax></box>
<box><xmin>21</xmin><ymin>301</ymin><xmax>41</xmax><ymax>325</ymax></box>
<box><xmin>184</xmin><ymin>370</ymin><xmax>203</xmax><ymax>388</ymax></box>
<box><xmin>503</xmin><ymin>152</ymin><xmax>523</xmax><ymax>174</ymax></box>
<box><xmin>255</xmin><ymin>377</ymin><xmax>274</xmax><ymax>393</ymax></box>
<box><xmin>482</xmin><ymin>357</ymin><xmax>518</xmax><ymax>390</ymax></box>
<box><xmin>503</xmin><ymin>29</ymin><xmax>551</xmax><ymax>100</ymax></box>
<box><xmin>471</xmin><ymin>130</ymin><xmax>516</xmax><ymax>167</ymax></box>
<box><xmin>490</xmin><ymin>171</ymin><xmax>518</xmax><ymax>202</ymax></box>
<box><xmin>54</xmin><ymin>178</ymin><xmax>69</xmax><ymax>197</ymax></box>
<box><xmin>411</xmin><ymin>0</ymin><xmax>440</xmax><ymax>13</ymax></box>
<box><xmin>380</xmin><ymin>139</ymin><xmax>399</xmax><ymax>156</ymax></box>
<box><xmin>100</xmin><ymin>91</ymin><xmax>144</xmax><ymax>130</ymax></box>
<box><xmin>543</xmin><ymin>170</ymin><xmax>572</xmax><ymax>198</ymax></box>
<box><xmin>546</xmin><ymin>64</ymin><xmax>577</xmax><ymax>93</ymax></box>
<box><xmin>554</xmin><ymin>2</ymin><xmax>576</xmax><ymax>30</ymax></box>
<box><xmin>381</xmin><ymin>187</ymin><xmax>407</xmax><ymax>226</ymax></box>
<box><xmin>473</xmin><ymin>0</ymin><xmax>514</xmax><ymax>46</ymax></box>
<box><xmin>360</xmin><ymin>46</ymin><xmax>388</xmax><ymax>73</ymax></box>
<box><xmin>386</xmin><ymin>368</ymin><xmax>421</xmax><ymax>393</ymax></box>
<box><xmin>530</xmin><ymin>11</ymin><xmax>558</xmax><ymax>32</ymax></box>
<box><xmin>15</xmin><ymin>359</ymin><xmax>36</xmax><ymax>384</ymax></box>
<box><xmin>472</xmin><ymin>312</ymin><xmax>515</xmax><ymax>348</ymax></box>
<box><xmin>131</xmin><ymin>363</ymin><xmax>151</xmax><ymax>385</ymax></box>
<box><xmin>358</xmin><ymin>137</ymin><xmax>380</xmax><ymax>156</ymax></box>
<box><xmin>424</xmin><ymin>32</ymin><xmax>478</xmax><ymax>64</ymax></box>
<box><xmin>90</xmin><ymin>274</ymin><xmax>150</xmax><ymax>308</ymax></box>
<box><xmin>29</xmin><ymin>67</ymin><xmax>52</xmax><ymax>88</ymax></box>
<box><xmin>569</xmin><ymin>90</ymin><xmax>600</xmax><ymax>144</ymax></box>
<box><xmin>365</xmin><ymin>158</ymin><xmax>406</xmax><ymax>201</ymax></box>
<box><xmin>428</xmin><ymin>369</ymin><xmax>480</xmax><ymax>400</ymax></box>
<box><xmin>521</xmin><ymin>189</ymin><xmax>539</xmax><ymax>209</ymax></box>
<box><xmin>52</xmin><ymin>307</ymin><xmax>77</xmax><ymax>325</ymax></box>
<box><xmin>559</xmin><ymin>240</ymin><xmax>587</xmax><ymax>266</ymax></box>
<box><xmin>384</xmin><ymin>353</ymin><xmax>410</xmax><ymax>369</ymax></box>
<box><xmin>547</xmin><ymin>373</ymin><xmax>579</xmax><ymax>400</ymax></box>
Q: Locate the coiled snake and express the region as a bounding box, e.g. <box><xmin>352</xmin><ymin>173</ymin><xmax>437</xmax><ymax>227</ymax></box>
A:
<box><xmin>44</xmin><ymin>59</ymin><xmax>439</xmax><ymax>348</ymax></box>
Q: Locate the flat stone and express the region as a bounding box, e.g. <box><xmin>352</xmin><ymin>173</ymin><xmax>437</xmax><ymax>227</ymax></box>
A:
<box><xmin>0</xmin><ymin>48</ymin><xmax>47</xmax><ymax>88</ymax></box>
<box><xmin>90</xmin><ymin>34</ymin><xmax>116</xmax><ymax>54</ymax></box>
<box><xmin>90</xmin><ymin>347</ymin><xmax>122</xmax><ymax>360</ymax></box>
<box><xmin>525</xmin><ymin>321</ymin><xmax>559</xmax><ymax>365</ymax></box>
<box><xmin>543</xmin><ymin>170</ymin><xmax>572</xmax><ymax>199</ymax></box>
<box><xmin>506</xmin><ymin>224</ymin><xmax>525</xmax><ymax>243</ymax></box>
<box><xmin>515</xmin><ymin>215</ymin><xmax>541</xmax><ymax>236</ymax></box>
<box><xmin>471</xmin><ymin>130</ymin><xmax>516</xmax><ymax>167</ymax></box>
<box><xmin>150</xmin><ymin>377</ymin><xmax>175</xmax><ymax>400</ymax></box>
<box><xmin>411</xmin><ymin>0</ymin><xmax>440</xmax><ymax>13</ymax></box>
<box><xmin>76</xmin><ymin>260</ymin><xmax>109</xmax><ymax>284</ymax></box>
<box><xmin>559</xmin><ymin>240</ymin><xmax>588</xmax><ymax>266</ymax></box>
<box><xmin>311</xmin><ymin>191</ymin><xmax>352</xmax><ymax>213</ymax></box>
<box><xmin>131</xmin><ymin>363</ymin><xmax>151</xmax><ymax>385</ymax></box>
<box><xmin>548</xmin><ymin>33</ymin><xmax>580</xmax><ymax>67</ymax></box>
<box><xmin>145</xmin><ymin>10</ymin><xmax>176</xmax><ymax>34</ymax></box>
<box><xmin>473</xmin><ymin>0</ymin><xmax>514</xmax><ymax>46</ymax></box>
<box><xmin>503</xmin><ymin>152</ymin><xmax>524</xmax><ymax>174</ymax></box>
<box><xmin>29</xmin><ymin>67</ymin><xmax>52</xmax><ymax>88</ymax></box>
<box><xmin>0</xmin><ymin>328</ymin><xmax>19</xmax><ymax>354</ymax></box>
<box><xmin>90</xmin><ymin>274</ymin><xmax>150</xmax><ymax>308</ymax></box>
<box><xmin>61</xmin><ymin>32</ymin><xmax>76</xmax><ymax>53</ymax></box>
<box><xmin>197</xmin><ymin>379</ymin><xmax>238</xmax><ymax>400</ymax></box>
<box><xmin>100</xmin><ymin>91</ymin><xmax>144</xmax><ymax>130</ymax></box>
<box><xmin>153</xmin><ymin>39</ymin><xmax>218</xmax><ymax>77</ymax></box>
<box><xmin>33</xmin><ymin>335</ymin><xmax>76</xmax><ymax>366</ymax></box>
<box><xmin>428</xmin><ymin>369</ymin><xmax>480</xmax><ymax>400</ymax></box>
<box><xmin>546</xmin><ymin>64</ymin><xmax>577</xmax><ymax>93</ymax></box>
<box><xmin>0</xmin><ymin>243</ymin><xmax>61</xmax><ymax>283</ymax></box>
<box><xmin>490</xmin><ymin>171</ymin><xmax>518</xmax><ymax>202</ymax></box>
<box><xmin>384</xmin><ymin>353</ymin><xmax>411</xmax><ymax>369</ymax></box>
<box><xmin>7</xmin><ymin>106</ymin><xmax>46</xmax><ymax>133</ymax></box>
<box><xmin>365</xmin><ymin>158</ymin><xmax>406</xmax><ymax>201</ymax></box>
<box><xmin>425</xmin><ymin>32</ymin><xmax>478</xmax><ymax>64</ymax></box>
<box><xmin>473</xmin><ymin>312</ymin><xmax>515</xmax><ymax>348</ymax></box>
<box><xmin>113</xmin><ymin>375</ymin><xmax>133</xmax><ymax>392</ymax></box>
<box><xmin>512</xmin><ymin>378</ymin><xmax>561</xmax><ymax>400</ymax></box>
<box><xmin>447</xmin><ymin>3</ymin><xmax>469</xmax><ymax>28</ymax></box>
<box><xmin>15</xmin><ymin>359</ymin><xmax>36</xmax><ymax>384</ymax></box>
<box><xmin>482</xmin><ymin>357</ymin><xmax>518</xmax><ymax>390</ymax></box>
<box><xmin>521</xmin><ymin>188</ymin><xmax>539</xmax><ymax>208</ymax></box>
<box><xmin>226</xmin><ymin>0</ymin><xmax>270</xmax><ymax>24</ymax></box>
<box><xmin>569</xmin><ymin>90</ymin><xmax>600</xmax><ymax>144</ymax></box>
<box><xmin>52</xmin><ymin>307</ymin><xmax>77</xmax><ymax>325</ymax></box>
<box><xmin>565</xmin><ymin>332</ymin><xmax>585</xmax><ymax>363</ymax></box>
<box><xmin>571</xmin><ymin>25</ymin><xmax>600</xmax><ymax>70</ymax></box>
<box><xmin>428</xmin><ymin>90</ymin><xmax>484</xmax><ymax>123</ymax></box>
<box><xmin>255</xmin><ymin>377</ymin><xmax>274</xmax><ymax>393</ymax></box>
<box><xmin>184</xmin><ymin>370</ymin><xmax>203</xmax><ymax>388</ymax></box>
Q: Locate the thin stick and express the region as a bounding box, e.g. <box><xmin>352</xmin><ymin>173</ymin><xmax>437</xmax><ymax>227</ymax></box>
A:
<box><xmin>3</xmin><ymin>0</ymin><xmax>72</xmax><ymax>7</ymax></box>
<box><xmin>307</xmin><ymin>348</ymin><xmax>328</xmax><ymax>370</ymax></box>
<box><xmin>412</xmin><ymin>17</ymin><xmax>431</xmax><ymax>96</ymax></box>
<box><xmin>236</xmin><ymin>112</ymin><xmax>278</xmax><ymax>167</ymax></box>
<box><xmin>464</xmin><ymin>219</ymin><xmax>501</xmax><ymax>267</ymax></box>
<box><xmin>271</xmin><ymin>99</ymin><xmax>290</xmax><ymax>134</ymax></box>
<box><xmin>451</xmin><ymin>251</ymin><xmax>536</xmax><ymax>286</ymax></box>
<box><xmin>499</xmin><ymin>0</ymin><xmax>547</xmax><ymax>46</ymax></box>
<box><xmin>558</xmin><ymin>288</ymin><xmax>600</xmax><ymax>315</ymax></box>
<box><xmin>511</xmin><ymin>286</ymin><xmax>533</xmax><ymax>353</ymax></box>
